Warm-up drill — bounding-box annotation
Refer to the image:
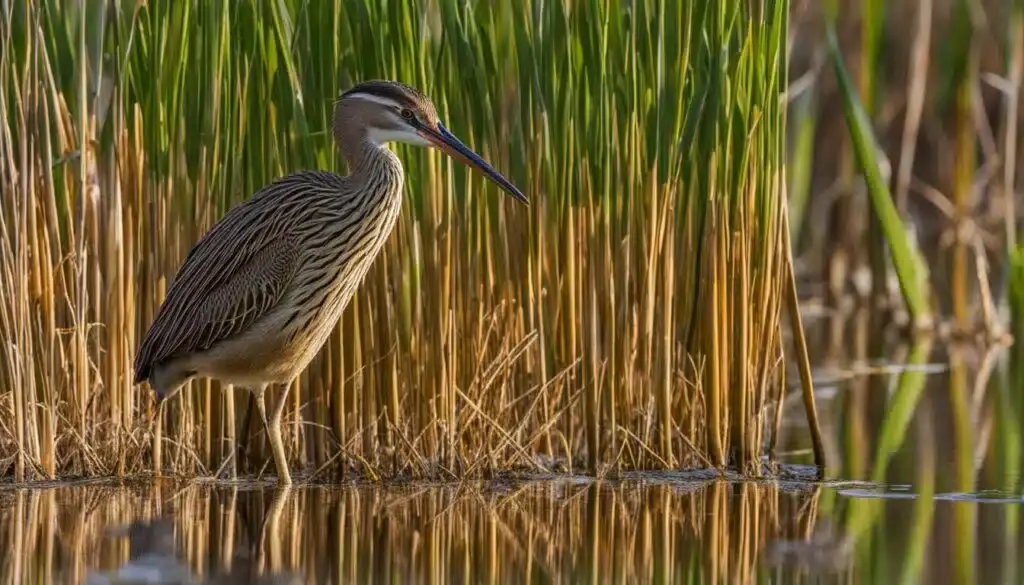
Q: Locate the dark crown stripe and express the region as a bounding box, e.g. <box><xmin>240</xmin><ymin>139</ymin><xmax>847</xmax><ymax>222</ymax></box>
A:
<box><xmin>339</xmin><ymin>80</ymin><xmax>422</xmax><ymax>107</ymax></box>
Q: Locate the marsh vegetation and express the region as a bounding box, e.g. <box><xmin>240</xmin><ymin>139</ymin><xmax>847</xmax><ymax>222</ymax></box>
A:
<box><xmin>3</xmin><ymin>0</ymin><xmax>1024</xmax><ymax>581</ymax></box>
<box><xmin>1</xmin><ymin>0</ymin><xmax>818</xmax><ymax>482</ymax></box>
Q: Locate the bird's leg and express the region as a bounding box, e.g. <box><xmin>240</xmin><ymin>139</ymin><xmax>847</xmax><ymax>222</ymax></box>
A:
<box><xmin>152</xmin><ymin>399</ymin><xmax>166</xmax><ymax>474</ymax></box>
<box><xmin>249</xmin><ymin>384</ymin><xmax>270</xmax><ymax>477</ymax></box>
<box><xmin>267</xmin><ymin>382</ymin><xmax>293</xmax><ymax>485</ymax></box>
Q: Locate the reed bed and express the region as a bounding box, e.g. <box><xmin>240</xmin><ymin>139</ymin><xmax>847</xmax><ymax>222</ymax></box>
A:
<box><xmin>0</xmin><ymin>479</ymin><xmax>824</xmax><ymax>585</ymax></box>
<box><xmin>0</xmin><ymin>0</ymin><xmax>812</xmax><ymax>481</ymax></box>
<box><xmin>789</xmin><ymin>0</ymin><xmax>1024</xmax><ymax>340</ymax></box>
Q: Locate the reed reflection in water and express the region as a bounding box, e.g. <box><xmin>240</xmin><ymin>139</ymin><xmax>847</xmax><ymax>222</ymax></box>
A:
<box><xmin>1</xmin><ymin>478</ymin><xmax>827</xmax><ymax>584</ymax></box>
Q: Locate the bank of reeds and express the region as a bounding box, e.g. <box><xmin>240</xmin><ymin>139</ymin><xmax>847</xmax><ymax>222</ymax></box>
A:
<box><xmin>0</xmin><ymin>0</ymin><xmax>814</xmax><ymax>481</ymax></box>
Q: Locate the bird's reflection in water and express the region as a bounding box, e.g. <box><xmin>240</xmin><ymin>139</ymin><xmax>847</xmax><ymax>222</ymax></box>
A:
<box><xmin>85</xmin><ymin>487</ymin><xmax>301</xmax><ymax>585</ymax></box>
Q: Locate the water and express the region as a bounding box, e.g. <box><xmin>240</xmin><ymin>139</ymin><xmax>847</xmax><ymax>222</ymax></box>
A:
<box><xmin>2</xmin><ymin>477</ymin><xmax>853</xmax><ymax>584</ymax></box>
<box><xmin>3</xmin><ymin>324</ymin><xmax>1024</xmax><ymax>584</ymax></box>
<box><xmin>3</xmin><ymin>470</ymin><xmax>1021</xmax><ymax>584</ymax></box>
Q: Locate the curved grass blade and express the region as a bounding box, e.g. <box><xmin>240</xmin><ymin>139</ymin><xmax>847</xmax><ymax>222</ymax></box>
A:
<box><xmin>824</xmin><ymin>21</ymin><xmax>932</xmax><ymax>327</ymax></box>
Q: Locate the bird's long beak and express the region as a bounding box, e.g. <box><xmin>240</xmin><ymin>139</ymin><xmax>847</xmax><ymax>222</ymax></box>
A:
<box><xmin>419</xmin><ymin>122</ymin><xmax>529</xmax><ymax>205</ymax></box>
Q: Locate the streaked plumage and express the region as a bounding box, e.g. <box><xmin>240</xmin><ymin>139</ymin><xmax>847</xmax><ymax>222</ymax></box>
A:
<box><xmin>134</xmin><ymin>80</ymin><xmax>527</xmax><ymax>485</ymax></box>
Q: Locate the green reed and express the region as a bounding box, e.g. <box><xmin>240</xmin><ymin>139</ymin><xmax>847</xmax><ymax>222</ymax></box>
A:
<box><xmin>824</xmin><ymin>3</ymin><xmax>933</xmax><ymax>328</ymax></box>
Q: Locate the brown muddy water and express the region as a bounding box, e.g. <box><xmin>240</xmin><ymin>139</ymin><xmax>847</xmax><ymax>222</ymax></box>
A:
<box><xmin>2</xmin><ymin>323</ymin><xmax>1023</xmax><ymax>584</ymax></box>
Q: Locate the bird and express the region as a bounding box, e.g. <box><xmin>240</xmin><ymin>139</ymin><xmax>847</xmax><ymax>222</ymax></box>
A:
<box><xmin>133</xmin><ymin>80</ymin><xmax>527</xmax><ymax>485</ymax></box>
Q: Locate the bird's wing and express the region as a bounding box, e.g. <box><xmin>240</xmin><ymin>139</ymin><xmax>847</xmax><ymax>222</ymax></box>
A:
<box><xmin>133</xmin><ymin>172</ymin><xmax>339</xmax><ymax>383</ymax></box>
<box><xmin>189</xmin><ymin>235</ymin><xmax>299</xmax><ymax>351</ymax></box>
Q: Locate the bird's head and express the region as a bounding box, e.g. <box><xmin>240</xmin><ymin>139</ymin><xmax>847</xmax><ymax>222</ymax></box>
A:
<box><xmin>334</xmin><ymin>80</ymin><xmax>527</xmax><ymax>205</ymax></box>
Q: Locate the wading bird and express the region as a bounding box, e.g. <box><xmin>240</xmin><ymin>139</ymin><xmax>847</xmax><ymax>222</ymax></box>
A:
<box><xmin>134</xmin><ymin>80</ymin><xmax>527</xmax><ymax>485</ymax></box>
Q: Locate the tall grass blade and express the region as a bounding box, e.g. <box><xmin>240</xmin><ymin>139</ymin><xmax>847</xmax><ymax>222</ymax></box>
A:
<box><xmin>824</xmin><ymin>21</ymin><xmax>932</xmax><ymax>328</ymax></box>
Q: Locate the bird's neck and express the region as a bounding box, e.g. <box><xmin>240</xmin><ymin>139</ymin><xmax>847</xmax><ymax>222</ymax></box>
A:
<box><xmin>340</xmin><ymin>137</ymin><xmax>405</xmax><ymax>219</ymax></box>
<box><xmin>336</xmin><ymin>126</ymin><xmax>403</xmax><ymax>181</ymax></box>
<box><xmin>349</xmin><ymin>140</ymin><xmax>396</xmax><ymax>174</ymax></box>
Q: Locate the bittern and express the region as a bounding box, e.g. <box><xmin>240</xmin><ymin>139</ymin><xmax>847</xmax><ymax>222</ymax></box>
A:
<box><xmin>134</xmin><ymin>80</ymin><xmax>527</xmax><ymax>485</ymax></box>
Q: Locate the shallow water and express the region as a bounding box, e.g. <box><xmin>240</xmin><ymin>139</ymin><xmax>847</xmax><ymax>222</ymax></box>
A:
<box><xmin>3</xmin><ymin>323</ymin><xmax>1024</xmax><ymax>584</ymax></box>
<box><xmin>2</xmin><ymin>469</ymin><xmax>1022</xmax><ymax>585</ymax></box>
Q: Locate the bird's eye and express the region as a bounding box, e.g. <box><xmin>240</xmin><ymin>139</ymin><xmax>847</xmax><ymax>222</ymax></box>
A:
<box><xmin>400</xmin><ymin>109</ymin><xmax>415</xmax><ymax>120</ymax></box>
